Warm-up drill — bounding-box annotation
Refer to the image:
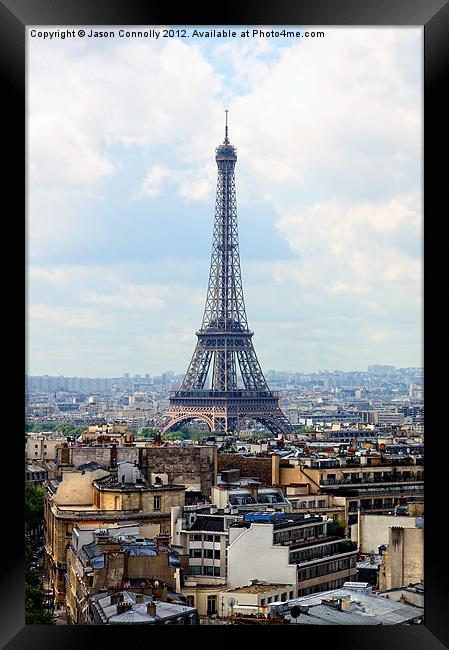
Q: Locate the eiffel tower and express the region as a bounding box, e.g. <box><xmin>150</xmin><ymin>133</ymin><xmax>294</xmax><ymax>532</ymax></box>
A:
<box><xmin>162</xmin><ymin>113</ymin><xmax>293</xmax><ymax>435</ymax></box>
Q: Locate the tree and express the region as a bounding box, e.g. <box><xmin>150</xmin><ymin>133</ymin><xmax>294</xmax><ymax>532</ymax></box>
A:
<box><xmin>140</xmin><ymin>428</ymin><xmax>160</xmax><ymax>438</ymax></box>
<box><xmin>219</xmin><ymin>439</ymin><xmax>238</xmax><ymax>453</ymax></box>
<box><xmin>25</xmin><ymin>485</ymin><xmax>45</xmax><ymax>538</ymax></box>
<box><xmin>190</xmin><ymin>431</ymin><xmax>209</xmax><ymax>441</ymax></box>
<box><xmin>25</xmin><ymin>537</ymin><xmax>54</xmax><ymax>624</ymax></box>
<box><xmin>329</xmin><ymin>516</ymin><xmax>347</xmax><ymax>537</ymax></box>
<box><xmin>57</xmin><ymin>423</ymin><xmax>84</xmax><ymax>438</ymax></box>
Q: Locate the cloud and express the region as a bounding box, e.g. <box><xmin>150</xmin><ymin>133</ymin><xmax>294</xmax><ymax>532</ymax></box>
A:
<box><xmin>80</xmin><ymin>283</ymin><xmax>167</xmax><ymax>311</ymax></box>
<box><xmin>137</xmin><ymin>165</ymin><xmax>173</xmax><ymax>198</ymax></box>
<box><xmin>27</xmin><ymin>28</ymin><xmax>422</xmax><ymax>374</ymax></box>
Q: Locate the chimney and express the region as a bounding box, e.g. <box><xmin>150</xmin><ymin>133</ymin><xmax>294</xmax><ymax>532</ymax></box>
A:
<box><xmin>146</xmin><ymin>602</ymin><xmax>157</xmax><ymax>617</ymax></box>
<box><xmin>369</xmin><ymin>552</ymin><xmax>376</xmax><ymax>565</ymax></box>
<box><xmin>339</xmin><ymin>596</ymin><xmax>351</xmax><ymax>611</ymax></box>
<box><xmin>110</xmin><ymin>444</ymin><xmax>117</xmax><ymax>469</ymax></box>
<box><xmin>136</xmin><ymin>593</ymin><xmax>144</xmax><ymax>603</ymax></box>
<box><xmin>117</xmin><ymin>603</ymin><xmax>131</xmax><ymax>615</ymax></box>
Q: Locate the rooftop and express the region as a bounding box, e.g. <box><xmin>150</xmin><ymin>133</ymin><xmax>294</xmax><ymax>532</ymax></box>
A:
<box><xmin>283</xmin><ymin>586</ymin><xmax>424</xmax><ymax>625</ymax></box>
<box><xmin>92</xmin><ymin>591</ymin><xmax>197</xmax><ymax>625</ymax></box>
<box><xmin>228</xmin><ymin>582</ymin><xmax>292</xmax><ymax>595</ymax></box>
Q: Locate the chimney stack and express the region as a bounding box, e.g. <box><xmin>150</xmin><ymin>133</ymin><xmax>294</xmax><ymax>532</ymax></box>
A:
<box><xmin>147</xmin><ymin>602</ymin><xmax>157</xmax><ymax>617</ymax></box>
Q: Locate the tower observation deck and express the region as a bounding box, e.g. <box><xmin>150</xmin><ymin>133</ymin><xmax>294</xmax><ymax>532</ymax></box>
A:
<box><xmin>162</xmin><ymin>114</ymin><xmax>293</xmax><ymax>435</ymax></box>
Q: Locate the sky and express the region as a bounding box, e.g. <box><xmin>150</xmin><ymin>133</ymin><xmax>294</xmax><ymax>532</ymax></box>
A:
<box><xmin>27</xmin><ymin>26</ymin><xmax>422</xmax><ymax>377</ymax></box>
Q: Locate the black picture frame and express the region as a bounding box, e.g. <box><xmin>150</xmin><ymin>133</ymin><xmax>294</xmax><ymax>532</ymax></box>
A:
<box><xmin>3</xmin><ymin>0</ymin><xmax>447</xmax><ymax>647</ymax></box>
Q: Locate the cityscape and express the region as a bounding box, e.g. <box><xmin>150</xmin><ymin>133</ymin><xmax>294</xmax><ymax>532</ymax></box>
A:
<box><xmin>25</xmin><ymin>357</ymin><xmax>424</xmax><ymax>625</ymax></box>
<box><xmin>26</xmin><ymin>27</ymin><xmax>422</xmax><ymax>628</ymax></box>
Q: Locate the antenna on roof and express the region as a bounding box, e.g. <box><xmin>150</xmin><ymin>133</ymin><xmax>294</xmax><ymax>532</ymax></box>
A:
<box><xmin>224</xmin><ymin>109</ymin><xmax>229</xmax><ymax>144</ymax></box>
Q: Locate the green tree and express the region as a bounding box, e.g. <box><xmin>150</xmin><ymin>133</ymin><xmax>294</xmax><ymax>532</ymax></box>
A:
<box><xmin>190</xmin><ymin>431</ymin><xmax>209</xmax><ymax>441</ymax></box>
<box><xmin>329</xmin><ymin>516</ymin><xmax>347</xmax><ymax>537</ymax></box>
<box><xmin>141</xmin><ymin>428</ymin><xmax>159</xmax><ymax>438</ymax></box>
<box><xmin>219</xmin><ymin>439</ymin><xmax>238</xmax><ymax>453</ymax></box>
<box><xmin>25</xmin><ymin>485</ymin><xmax>45</xmax><ymax>537</ymax></box>
<box><xmin>57</xmin><ymin>423</ymin><xmax>84</xmax><ymax>438</ymax></box>
<box><xmin>25</xmin><ymin>537</ymin><xmax>54</xmax><ymax>624</ymax></box>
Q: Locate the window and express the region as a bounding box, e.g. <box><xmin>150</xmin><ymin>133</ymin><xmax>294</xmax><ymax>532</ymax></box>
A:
<box><xmin>189</xmin><ymin>549</ymin><xmax>202</xmax><ymax>558</ymax></box>
<box><xmin>204</xmin><ymin>549</ymin><xmax>214</xmax><ymax>559</ymax></box>
<box><xmin>261</xmin><ymin>599</ymin><xmax>266</xmax><ymax>606</ymax></box>
<box><xmin>318</xmin><ymin>500</ymin><xmax>325</xmax><ymax>507</ymax></box>
<box><xmin>44</xmin><ymin>444</ymin><xmax>47</xmax><ymax>448</ymax></box>
<box><xmin>153</xmin><ymin>495</ymin><xmax>161</xmax><ymax>510</ymax></box>
<box><xmin>213</xmin><ymin>566</ymin><xmax>221</xmax><ymax>576</ymax></box>
<box><xmin>185</xmin><ymin>596</ymin><xmax>194</xmax><ymax>607</ymax></box>
<box><xmin>204</xmin><ymin>566</ymin><xmax>214</xmax><ymax>576</ymax></box>
<box><xmin>207</xmin><ymin>595</ymin><xmax>217</xmax><ymax>616</ymax></box>
<box><xmin>214</xmin><ymin>549</ymin><xmax>220</xmax><ymax>560</ymax></box>
<box><xmin>35</xmin><ymin>444</ymin><xmax>38</xmax><ymax>448</ymax></box>
<box><xmin>289</xmin><ymin>591</ymin><xmax>294</xmax><ymax>599</ymax></box>
<box><xmin>190</xmin><ymin>534</ymin><xmax>202</xmax><ymax>542</ymax></box>
<box><xmin>205</xmin><ymin>535</ymin><xmax>214</xmax><ymax>542</ymax></box>
<box><xmin>214</xmin><ymin>535</ymin><xmax>221</xmax><ymax>542</ymax></box>
<box><xmin>189</xmin><ymin>566</ymin><xmax>201</xmax><ymax>576</ymax></box>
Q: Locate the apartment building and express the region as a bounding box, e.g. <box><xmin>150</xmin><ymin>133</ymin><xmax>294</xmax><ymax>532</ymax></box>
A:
<box><xmin>44</xmin><ymin>461</ymin><xmax>185</xmax><ymax>604</ymax></box>
<box><xmin>227</xmin><ymin>512</ymin><xmax>357</xmax><ymax>598</ymax></box>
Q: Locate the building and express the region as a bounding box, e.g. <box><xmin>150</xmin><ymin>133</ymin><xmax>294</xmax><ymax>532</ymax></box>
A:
<box><xmin>351</xmin><ymin>510</ymin><xmax>424</xmax><ymax>554</ymax></box>
<box><xmin>82</xmin><ymin>423</ymin><xmax>134</xmax><ymax>445</ymax></box>
<box><xmin>227</xmin><ymin>512</ymin><xmax>358</xmax><ymax>597</ymax></box>
<box><xmin>212</xmin><ymin>468</ymin><xmax>291</xmax><ymax>511</ymax></box>
<box><xmin>44</xmin><ymin>461</ymin><xmax>186</xmax><ymax>604</ymax></box>
<box><xmin>26</xmin><ymin>432</ymin><xmax>66</xmax><ymax>461</ymax></box>
<box><xmin>379</xmin><ymin>525</ymin><xmax>424</xmax><ymax>591</ymax></box>
<box><xmin>356</xmin><ymin>553</ymin><xmax>383</xmax><ymax>588</ymax></box>
<box><xmin>25</xmin><ymin>460</ymin><xmax>48</xmax><ymax>485</ymax></box>
<box><xmin>220</xmin><ymin>580</ymin><xmax>294</xmax><ymax>618</ymax></box>
<box><xmin>66</xmin><ymin>525</ymin><xmax>188</xmax><ymax>623</ymax></box>
<box><xmin>272</xmin><ymin>454</ymin><xmax>424</xmax><ymax>531</ymax></box>
<box><xmin>379</xmin><ymin>582</ymin><xmax>424</xmax><ymax>608</ymax></box>
<box><xmin>90</xmin><ymin>590</ymin><xmax>199</xmax><ymax>624</ymax></box>
<box><xmin>279</xmin><ymin>582</ymin><xmax>423</xmax><ymax>625</ymax></box>
<box><xmin>56</xmin><ymin>444</ymin><xmax>217</xmax><ymax>500</ymax></box>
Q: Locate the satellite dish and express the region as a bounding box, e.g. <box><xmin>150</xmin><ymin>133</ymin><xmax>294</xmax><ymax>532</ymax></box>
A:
<box><xmin>290</xmin><ymin>606</ymin><xmax>301</xmax><ymax>619</ymax></box>
<box><xmin>227</xmin><ymin>598</ymin><xmax>236</xmax><ymax>607</ymax></box>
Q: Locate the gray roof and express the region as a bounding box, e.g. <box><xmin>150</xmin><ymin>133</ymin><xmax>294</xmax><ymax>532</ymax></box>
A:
<box><xmin>284</xmin><ymin>588</ymin><xmax>423</xmax><ymax>625</ymax></box>
<box><xmin>93</xmin><ymin>591</ymin><xmax>197</xmax><ymax>624</ymax></box>
<box><xmin>357</xmin><ymin>556</ymin><xmax>383</xmax><ymax>569</ymax></box>
<box><xmin>287</xmin><ymin>604</ymin><xmax>380</xmax><ymax>626</ymax></box>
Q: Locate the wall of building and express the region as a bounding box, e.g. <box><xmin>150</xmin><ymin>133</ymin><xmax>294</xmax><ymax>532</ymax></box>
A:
<box><xmin>351</xmin><ymin>514</ymin><xmax>420</xmax><ymax>554</ymax></box>
<box><xmin>139</xmin><ymin>446</ymin><xmax>217</xmax><ymax>496</ymax></box>
<box><xmin>57</xmin><ymin>446</ymin><xmax>139</xmax><ymax>468</ymax></box>
<box><xmin>95</xmin><ymin>485</ymin><xmax>185</xmax><ymax>514</ymax></box>
<box><xmin>379</xmin><ymin>527</ymin><xmax>424</xmax><ymax>591</ymax></box>
<box><xmin>218</xmin><ymin>454</ymin><xmax>272</xmax><ymax>485</ymax></box>
<box><xmin>55</xmin><ymin>445</ymin><xmax>217</xmax><ymax>496</ymax></box>
<box><xmin>27</xmin><ymin>436</ymin><xmax>65</xmax><ymax>461</ymax></box>
<box><xmin>220</xmin><ymin>585</ymin><xmax>293</xmax><ymax>617</ymax></box>
<box><xmin>181</xmin><ymin>578</ymin><xmax>227</xmax><ymax>617</ymax></box>
<box><xmin>227</xmin><ymin>524</ymin><xmax>297</xmax><ymax>589</ymax></box>
<box><xmin>53</xmin><ymin>469</ymin><xmax>110</xmax><ymax>505</ymax></box>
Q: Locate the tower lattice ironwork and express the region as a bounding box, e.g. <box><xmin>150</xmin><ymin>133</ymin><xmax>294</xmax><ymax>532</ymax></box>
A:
<box><xmin>162</xmin><ymin>114</ymin><xmax>293</xmax><ymax>435</ymax></box>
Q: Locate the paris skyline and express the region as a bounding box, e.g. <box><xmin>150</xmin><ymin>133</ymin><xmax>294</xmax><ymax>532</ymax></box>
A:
<box><xmin>27</xmin><ymin>26</ymin><xmax>422</xmax><ymax>377</ymax></box>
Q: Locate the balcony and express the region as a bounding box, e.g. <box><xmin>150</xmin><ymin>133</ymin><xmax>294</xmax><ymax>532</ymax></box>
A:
<box><xmin>320</xmin><ymin>475</ymin><xmax>422</xmax><ymax>487</ymax></box>
<box><xmin>290</xmin><ymin>540</ymin><xmax>358</xmax><ymax>565</ymax></box>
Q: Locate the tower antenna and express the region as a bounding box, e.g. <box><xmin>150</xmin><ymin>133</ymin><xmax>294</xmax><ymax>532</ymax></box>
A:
<box><xmin>224</xmin><ymin>109</ymin><xmax>229</xmax><ymax>144</ymax></box>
